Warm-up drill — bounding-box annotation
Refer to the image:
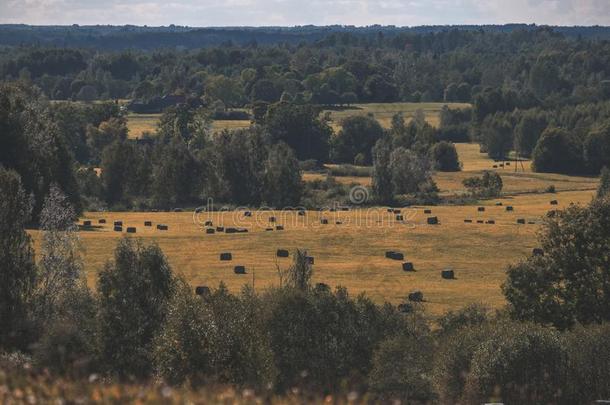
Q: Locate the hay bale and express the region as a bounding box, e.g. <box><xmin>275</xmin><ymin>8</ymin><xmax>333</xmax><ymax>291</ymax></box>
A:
<box><xmin>113</xmin><ymin>226</ymin><xmax>122</xmax><ymax>232</ymax></box>
<box><xmin>114</xmin><ymin>221</ymin><xmax>123</xmax><ymax>226</ymax></box>
<box><xmin>393</xmin><ymin>209</ymin><xmax>402</xmax><ymax>214</ymax></box>
<box><xmin>126</xmin><ymin>227</ymin><xmax>136</xmax><ymax>233</ymax></box>
<box><xmin>265</xmin><ymin>228</ymin><xmax>274</xmax><ymax>231</ymax></box>
<box><xmin>306</xmin><ymin>256</ymin><xmax>315</xmax><ymax>265</ymax></box>
<box><xmin>477</xmin><ymin>207</ymin><xmax>485</xmax><ymax>212</ymax></box>
<box><xmin>441</xmin><ymin>269</ymin><xmax>455</xmax><ymax>279</ymax></box>
<box><xmin>408</xmin><ymin>291</ymin><xmax>423</xmax><ymax>302</ymax></box>
<box><xmin>225</xmin><ymin>227</ymin><xmax>237</xmax><ymax>234</ymax></box>
<box><xmin>506</xmin><ymin>206</ymin><xmax>514</xmax><ymax>211</ymax></box>
<box><xmin>492</xmin><ymin>165</ymin><xmax>498</xmax><ymax>168</ymax></box>
<box><xmin>486</xmin><ymin>220</ymin><xmax>495</xmax><ymax>224</ymax></box>
<box><xmin>234</xmin><ymin>265</ymin><xmax>246</xmax><ymax>274</ymax></box>
<box><xmin>550</xmin><ymin>200</ymin><xmax>558</xmax><ymax>205</ymax></box>
<box><xmin>476</xmin><ymin>220</ymin><xmax>484</xmax><ymax>224</ymax></box>
<box><xmin>396</xmin><ymin>214</ymin><xmax>404</xmax><ymax>221</ymax></box>
<box><xmin>427</xmin><ymin>216</ymin><xmax>439</xmax><ymax>225</ymax></box>
<box><xmin>321</xmin><ymin>219</ymin><xmax>329</xmax><ymax>224</ymax></box>
<box><xmin>532</xmin><ymin>248</ymin><xmax>544</xmax><ymax>256</ymax></box>
<box><xmin>236</xmin><ymin>228</ymin><xmax>248</xmax><ymax>233</ymax></box>
<box><xmin>204</xmin><ymin>220</ymin><xmax>213</xmax><ymax>227</ymax></box>
<box><xmin>275</xmin><ymin>225</ymin><xmax>284</xmax><ymax>231</ymax></box>
<box><xmin>424</xmin><ymin>209</ymin><xmax>432</xmax><ymax>214</ymax></box>
<box><xmin>216</xmin><ymin>226</ymin><xmax>224</xmax><ymax>232</ymax></box>
<box><xmin>144</xmin><ymin>221</ymin><xmax>152</xmax><ymax>226</ymax></box>
<box><xmin>276</xmin><ymin>249</ymin><xmax>289</xmax><ymax>258</ymax></box>
<box><xmin>528</xmin><ymin>221</ymin><xmax>536</xmax><ymax>225</ymax></box>
<box><xmin>173</xmin><ymin>208</ymin><xmax>183</xmax><ymax>212</ymax></box>
<box><xmin>244</xmin><ymin>211</ymin><xmax>252</xmax><ymax>217</ymax></box>
<box><xmin>499</xmin><ymin>163</ymin><xmax>504</xmax><ymax>167</ymax></box>
<box><xmin>206</xmin><ymin>228</ymin><xmax>215</xmax><ymax>234</ymax></box>
<box><xmin>506</xmin><ymin>162</ymin><xmax>511</xmax><ymax>166</ymax></box>
<box><xmin>495</xmin><ymin>202</ymin><xmax>503</xmax><ymax>206</ymax></box>
<box><xmin>298</xmin><ymin>210</ymin><xmax>306</xmax><ymax>216</ymax></box>
<box><xmin>402</xmin><ymin>262</ymin><xmax>415</xmax><ymax>272</ymax></box>
<box><xmin>99</xmin><ymin>219</ymin><xmax>106</xmax><ymax>224</ymax></box>
<box><xmin>335</xmin><ymin>221</ymin><xmax>342</xmax><ymax>225</ymax></box>
<box><xmin>385</xmin><ymin>251</ymin><xmax>404</xmax><ymax>260</ymax></box>
<box><xmin>341</xmin><ymin>207</ymin><xmax>350</xmax><ymax>211</ymax></box>
<box><xmin>195</xmin><ymin>286</ymin><xmax>210</xmax><ymax>296</ymax></box>
<box><xmin>83</xmin><ymin>220</ymin><xmax>92</xmax><ymax>227</ymax></box>
<box><xmin>517</xmin><ymin>218</ymin><xmax>526</xmax><ymax>224</ymax></box>
<box><xmin>387</xmin><ymin>208</ymin><xmax>394</xmax><ymax>213</ymax></box>
<box><xmin>464</xmin><ymin>219</ymin><xmax>473</xmax><ymax>223</ymax></box>
<box><xmin>269</xmin><ymin>216</ymin><xmax>276</xmax><ymax>223</ymax></box>
<box><xmin>220</xmin><ymin>253</ymin><xmax>232</xmax><ymax>261</ymax></box>
<box><xmin>157</xmin><ymin>224</ymin><xmax>168</xmax><ymax>231</ymax></box>
<box><xmin>330</xmin><ymin>208</ymin><xmax>337</xmax><ymax>212</ymax></box>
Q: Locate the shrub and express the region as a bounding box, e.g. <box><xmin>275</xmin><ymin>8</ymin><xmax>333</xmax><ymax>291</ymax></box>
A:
<box><xmin>436</xmin><ymin>303</ymin><xmax>489</xmax><ymax>337</ymax></box>
<box><xmin>463</xmin><ymin>171</ymin><xmax>503</xmax><ymax>198</ymax></box>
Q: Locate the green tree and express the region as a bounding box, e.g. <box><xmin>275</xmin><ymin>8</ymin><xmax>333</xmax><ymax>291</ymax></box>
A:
<box><xmin>583</xmin><ymin>122</ymin><xmax>610</xmax><ymax>174</ymax></box>
<box><xmin>98</xmin><ymin>238</ymin><xmax>176</xmax><ymax>378</ymax></box>
<box><xmin>389</xmin><ymin>147</ymin><xmax>434</xmax><ymax>195</ymax></box>
<box><xmin>372</xmin><ymin>137</ymin><xmax>394</xmax><ymax>204</ymax></box>
<box><xmin>514</xmin><ymin>110</ymin><xmax>547</xmax><ymax>158</ymax></box>
<box><xmin>503</xmin><ymin>196</ymin><xmax>610</xmax><ymax>329</ymax></box>
<box><xmin>532</xmin><ymin>127</ymin><xmax>583</xmax><ymax>174</ymax></box>
<box><xmin>463</xmin><ymin>171</ymin><xmax>503</xmax><ymax>198</ymax></box>
<box><xmin>332</xmin><ymin>115</ymin><xmax>385</xmax><ymax>164</ymax></box>
<box><xmin>597</xmin><ymin>166</ymin><xmax>610</xmax><ymax>199</ymax></box>
<box><xmin>262</xmin><ymin>143</ymin><xmax>302</xmax><ymax>208</ymax></box>
<box><xmin>431</xmin><ymin>141</ymin><xmax>461</xmax><ymax>172</ymax></box>
<box><xmin>0</xmin><ymin>167</ymin><xmax>37</xmax><ymax>350</ymax></box>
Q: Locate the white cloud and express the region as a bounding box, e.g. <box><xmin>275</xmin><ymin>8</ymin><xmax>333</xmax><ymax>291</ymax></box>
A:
<box><xmin>0</xmin><ymin>0</ymin><xmax>608</xmax><ymax>26</ymax></box>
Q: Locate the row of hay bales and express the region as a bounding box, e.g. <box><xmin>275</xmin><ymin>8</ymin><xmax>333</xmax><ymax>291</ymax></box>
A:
<box><xmin>81</xmin><ymin>219</ymin><xmax>168</xmax><ymax>233</ymax></box>
<box><xmin>385</xmin><ymin>250</ymin><xmax>455</xmax><ymax>280</ymax></box>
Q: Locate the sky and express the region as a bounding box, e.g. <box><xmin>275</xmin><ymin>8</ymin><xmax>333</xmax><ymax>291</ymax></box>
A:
<box><xmin>0</xmin><ymin>0</ymin><xmax>609</xmax><ymax>27</ymax></box>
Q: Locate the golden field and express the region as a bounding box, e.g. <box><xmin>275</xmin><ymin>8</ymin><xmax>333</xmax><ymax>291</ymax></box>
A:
<box><xmin>125</xmin><ymin>102</ymin><xmax>469</xmax><ymax>138</ymax></box>
<box><xmin>30</xmin><ymin>143</ymin><xmax>598</xmax><ymax>316</ymax></box>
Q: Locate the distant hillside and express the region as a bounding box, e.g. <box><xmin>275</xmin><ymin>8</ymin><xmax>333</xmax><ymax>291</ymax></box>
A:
<box><xmin>1</xmin><ymin>24</ymin><xmax>609</xmax><ymax>50</ymax></box>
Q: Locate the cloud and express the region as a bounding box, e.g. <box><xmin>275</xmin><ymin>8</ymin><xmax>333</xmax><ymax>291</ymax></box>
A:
<box><xmin>0</xmin><ymin>0</ymin><xmax>608</xmax><ymax>26</ymax></box>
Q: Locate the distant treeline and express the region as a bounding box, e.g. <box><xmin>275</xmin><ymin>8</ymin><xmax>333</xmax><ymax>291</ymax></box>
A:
<box><xmin>1</xmin><ymin>24</ymin><xmax>610</xmax><ymax>49</ymax></box>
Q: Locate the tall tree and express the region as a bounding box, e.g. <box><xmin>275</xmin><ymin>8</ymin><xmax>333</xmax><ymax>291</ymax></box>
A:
<box><xmin>262</xmin><ymin>142</ymin><xmax>302</xmax><ymax>208</ymax></box>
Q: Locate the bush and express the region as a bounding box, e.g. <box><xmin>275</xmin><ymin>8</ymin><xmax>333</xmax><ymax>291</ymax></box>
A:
<box><xmin>430</xmin><ymin>141</ymin><xmax>461</xmax><ymax>171</ymax></box>
<box><xmin>368</xmin><ymin>333</ymin><xmax>435</xmax><ymax>403</ymax></box>
<box><xmin>462</xmin><ymin>322</ymin><xmax>565</xmax><ymax>404</ymax></box>
<box><xmin>463</xmin><ymin>171</ymin><xmax>503</xmax><ymax>198</ymax></box>
<box><xmin>436</xmin><ymin>303</ymin><xmax>489</xmax><ymax>337</ymax></box>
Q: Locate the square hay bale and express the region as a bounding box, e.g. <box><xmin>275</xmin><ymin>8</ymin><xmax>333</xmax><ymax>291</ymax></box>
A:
<box><xmin>244</xmin><ymin>211</ymin><xmax>252</xmax><ymax>217</ymax></box>
<box><xmin>341</xmin><ymin>207</ymin><xmax>349</xmax><ymax>211</ymax></box>
<box><xmin>82</xmin><ymin>220</ymin><xmax>92</xmax><ymax>227</ymax></box>
<box><xmin>204</xmin><ymin>220</ymin><xmax>213</xmax><ymax>227</ymax></box>
<box><xmin>275</xmin><ymin>225</ymin><xmax>284</xmax><ymax>231</ymax></box>
<box><xmin>393</xmin><ymin>209</ymin><xmax>402</xmax><ymax>214</ymax></box>
<box><xmin>493</xmin><ymin>165</ymin><xmax>498</xmax><ymax>168</ymax></box>
<box><xmin>225</xmin><ymin>227</ymin><xmax>237</xmax><ymax>234</ymax></box>
<box><xmin>427</xmin><ymin>216</ymin><xmax>439</xmax><ymax>225</ymax></box>
<box><xmin>306</xmin><ymin>256</ymin><xmax>315</xmax><ymax>265</ymax></box>
<box><xmin>236</xmin><ymin>228</ymin><xmax>248</xmax><ymax>233</ymax></box>
<box><xmin>387</xmin><ymin>208</ymin><xmax>394</xmax><ymax>213</ymax></box>
<box><xmin>335</xmin><ymin>221</ymin><xmax>342</xmax><ymax>225</ymax></box>
<box><xmin>517</xmin><ymin>218</ymin><xmax>526</xmax><ymax>224</ymax></box>
<box><xmin>424</xmin><ymin>209</ymin><xmax>432</xmax><ymax>214</ymax></box>
<box><xmin>506</xmin><ymin>206</ymin><xmax>514</xmax><ymax>211</ymax></box>
<box><xmin>206</xmin><ymin>228</ymin><xmax>215</xmax><ymax>234</ymax></box>
<box><xmin>234</xmin><ymin>265</ymin><xmax>246</xmax><ymax>274</ymax></box>
<box><xmin>220</xmin><ymin>253</ymin><xmax>232</xmax><ymax>261</ymax></box>
<box><xmin>532</xmin><ymin>248</ymin><xmax>544</xmax><ymax>256</ymax></box>
<box><xmin>550</xmin><ymin>200</ymin><xmax>559</xmax><ymax>205</ymax></box>
<box><xmin>298</xmin><ymin>210</ymin><xmax>306</xmax><ymax>216</ymax></box>
<box><xmin>402</xmin><ymin>262</ymin><xmax>415</xmax><ymax>272</ymax></box>
<box><xmin>464</xmin><ymin>219</ymin><xmax>473</xmax><ymax>223</ymax></box>
<box><xmin>441</xmin><ymin>269</ymin><xmax>455</xmax><ymax>279</ymax></box>
<box><xmin>408</xmin><ymin>291</ymin><xmax>423</xmax><ymax>302</ymax></box>
<box><xmin>499</xmin><ymin>163</ymin><xmax>504</xmax><ymax>167</ymax></box>
<box><xmin>99</xmin><ymin>219</ymin><xmax>106</xmax><ymax>224</ymax></box>
<box><xmin>276</xmin><ymin>249</ymin><xmax>289</xmax><ymax>258</ymax></box>
<box><xmin>126</xmin><ymin>227</ymin><xmax>136</xmax><ymax>233</ymax></box>
<box><xmin>477</xmin><ymin>207</ymin><xmax>485</xmax><ymax>212</ymax></box>
<box><xmin>265</xmin><ymin>227</ymin><xmax>274</xmax><ymax>231</ymax></box>
<box><xmin>396</xmin><ymin>215</ymin><xmax>404</xmax><ymax>221</ymax></box>
<box><xmin>157</xmin><ymin>224</ymin><xmax>168</xmax><ymax>231</ymax></box>
<box><xmin>476</xmin><ymin>220</ymin><xmax>484</xmax><ymax>224</ymax></box>
<box><xmin>269</xmin><ymin>216</ymin><xmax>276</xmax><ymax>223</ymax></box>
<box><xmin>144</xmin><ymin>221</ymin><xmax>152</xmax><ymax>226</ymax></box>
<box><xmin>506</xmin><ymin>162</ymin><xmax>511</xmax><ymax>166</ymax></box>
<box><xmin>114</xmin><ymin>221</ymin><xmax>123</xmax><ymax>226</ymax></box>
<box><xmin>385</xmin><ymin>251</ymin><xmax>404</xmax><ymax>260</ymax></box>
<box><xmin>195</xmin><ymin>286</ymin><xmax>210</xmax><ymax>296</ymax></box>
<box><xmin>321</xmin><ymin>219</ymin><xmax>329</xmax><ymax>224</ymax></box>
<box><xmin>330</xmin><ymin>208</ymin><xmax>337</xmax><ymax>212</ymax></box>
<box><xmin>495</xmin><ymin>202</ymin><xmax>503</xmax><ymax>206</ymax></box>
<box><xmin>528</xmin><ymin>221</ymin><xmax>536</xmax><ymax>225</ymax></box>
<box><xmin>113</xmin><ymin>226</ymin><xmax>122</xmax><ymax>232</ymax></box>
<box><xmin>486</xmin><ymin>220</ymin><xmax>495</xmax><ymax>224</ymax></box>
